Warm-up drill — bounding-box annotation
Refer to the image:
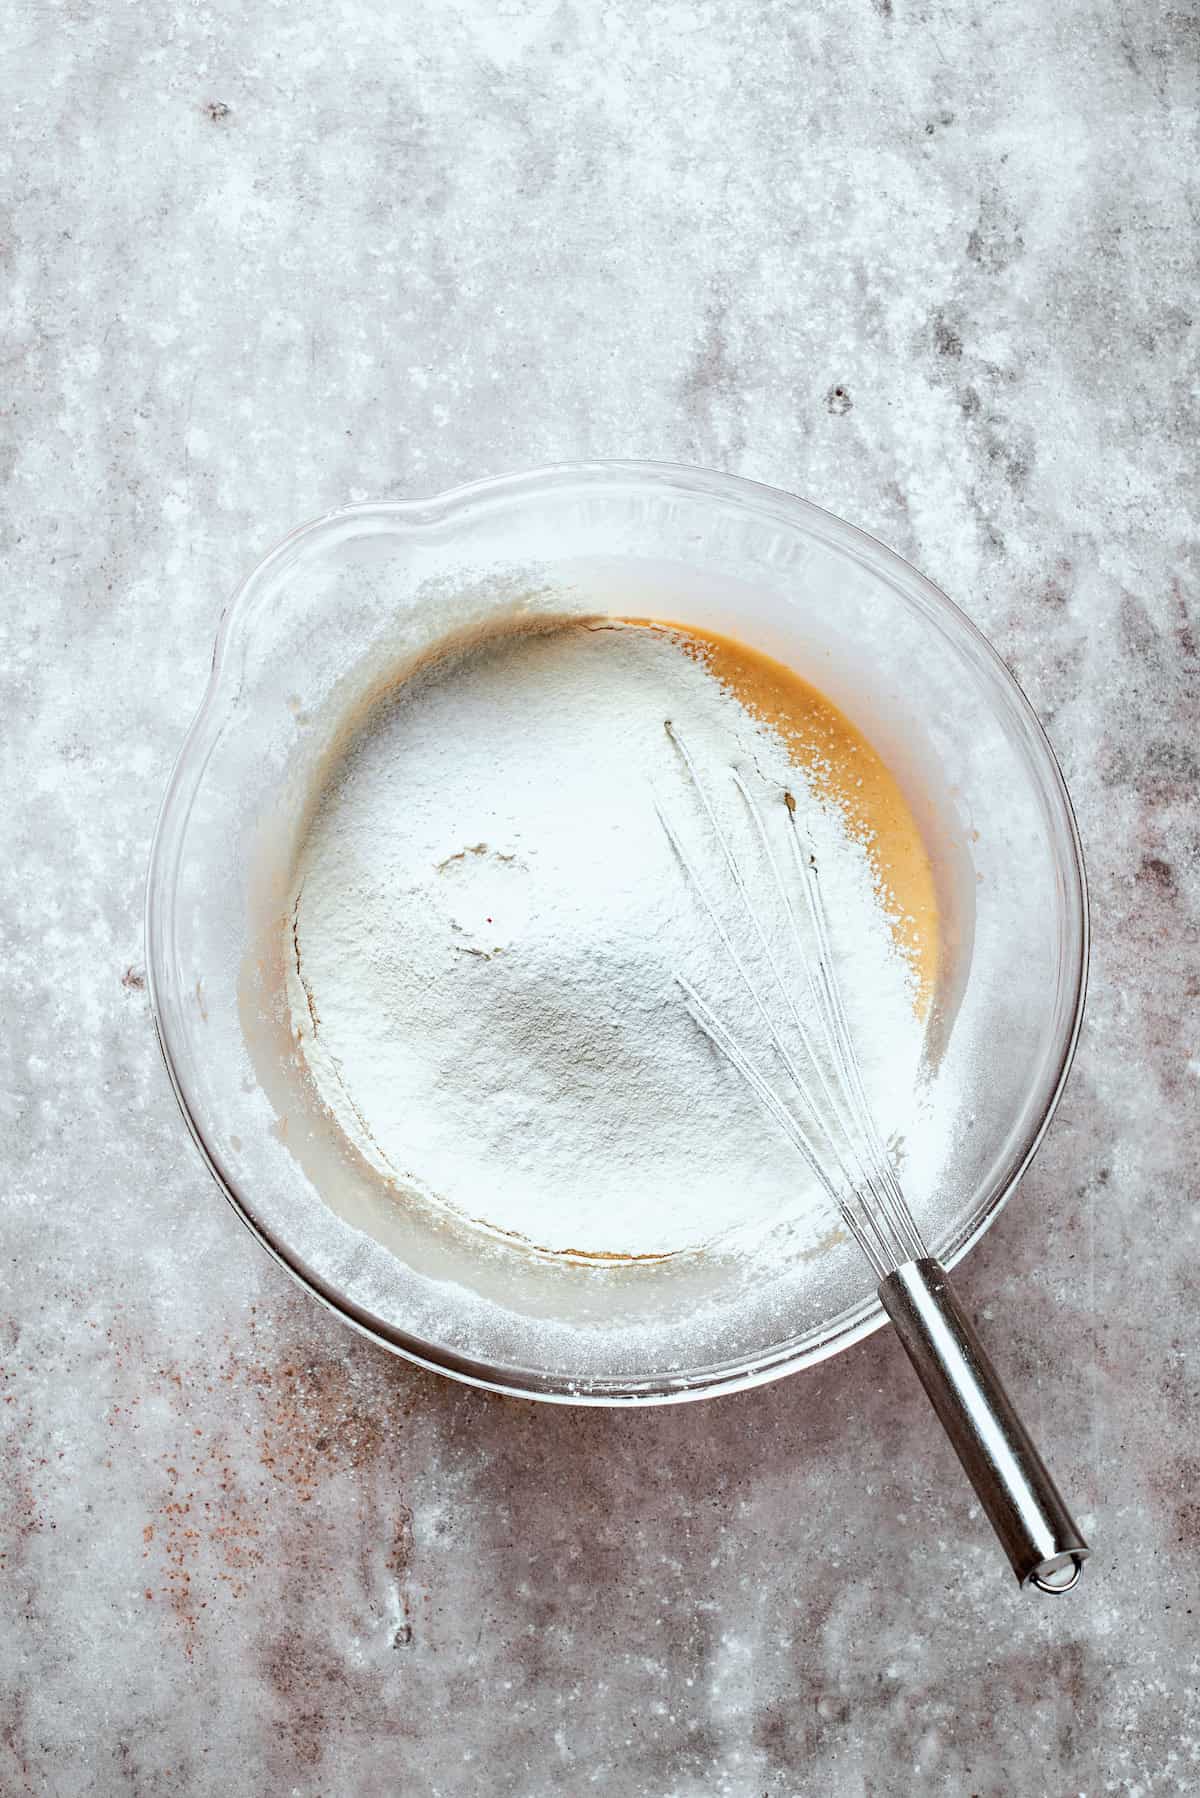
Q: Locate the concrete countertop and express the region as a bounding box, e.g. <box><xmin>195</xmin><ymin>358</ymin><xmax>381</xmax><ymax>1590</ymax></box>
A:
<box><xmin>4</xmin><ymin>1</ymin><xmax>1197</xmax><ymax>1791</ymax></box>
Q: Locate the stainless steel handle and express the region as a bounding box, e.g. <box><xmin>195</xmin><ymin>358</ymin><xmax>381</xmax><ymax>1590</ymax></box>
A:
<box><xmin>878</xmin><ymin>1257</ymin><xmax>1089</xmax><ymax>1592</ymax></box>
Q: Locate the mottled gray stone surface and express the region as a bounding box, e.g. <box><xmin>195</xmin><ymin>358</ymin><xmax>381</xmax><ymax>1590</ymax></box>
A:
<box><xmin>3</xmin><ymin>1</ymin><xmax>1198</xmax><ymax>1792</ymax></box>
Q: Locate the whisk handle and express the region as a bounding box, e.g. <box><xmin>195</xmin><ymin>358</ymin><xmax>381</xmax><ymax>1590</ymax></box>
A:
<box><xmin>879</xmin><ymin>1258</ymin><xmax>1089</xmax><ymax>1592</ymax></box>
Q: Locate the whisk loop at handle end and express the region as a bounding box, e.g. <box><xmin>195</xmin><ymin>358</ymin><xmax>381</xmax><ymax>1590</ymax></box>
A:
<box><xmin>879</xmin><ymin>1258</ymin><xmax>1089</xmax><ymax>1591</ymax></box>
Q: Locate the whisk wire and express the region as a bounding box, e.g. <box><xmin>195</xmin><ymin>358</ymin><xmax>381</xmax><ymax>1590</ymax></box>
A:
<box><xmin>653</xmin><ymin>792</ymin><xmax>866</xmax><ymax>1208</ymax></box>
<box><xmin>677</xmin><ymin>973</ymin><xmax>897</xmax><ymax>1276</ymax></box>
<box><xmin>662</xmin><ymin>728</ymin><xmax>826</xmax><ymax>1068</ymax></box>
<box><xmin>727</xmin><ymin>765</ymin><xmax>924</xmax><ymax>1266</ymax></box>
<box><xmin>782</xmin><ymin>804</ymin><xmax>927</xmax><ymax>1264</ymax></box>
<box><xmin>662</xmin><ymin>725</ymin><xmax>878</xmax><ymax>1203</ymax></box>
<box><xmin>662</xmin><ymin>725</ymin><xmax>926</xmax><ymax>1275</ymax></box>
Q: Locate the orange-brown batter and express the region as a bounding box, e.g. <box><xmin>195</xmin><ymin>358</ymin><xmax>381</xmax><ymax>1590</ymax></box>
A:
<box><xmin>627</xmin><ymin>620</ymin><xmax>940</xmax><ymax>1007</ymax></box>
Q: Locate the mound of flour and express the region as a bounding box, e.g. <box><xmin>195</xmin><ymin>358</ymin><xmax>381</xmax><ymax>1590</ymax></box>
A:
<box><xmin>286</xmin><ymin>620</ymin><xmax>924</xmax><ymax>1260</ymax></box>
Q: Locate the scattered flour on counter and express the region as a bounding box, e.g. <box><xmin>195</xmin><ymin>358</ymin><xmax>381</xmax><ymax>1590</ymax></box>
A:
<box><xmin>286</xmin><ymin>619</ymin><xmax>928</xmax><ymax>1261</ymax></box>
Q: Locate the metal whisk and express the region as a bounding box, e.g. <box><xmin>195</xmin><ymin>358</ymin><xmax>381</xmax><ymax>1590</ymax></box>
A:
<box><xmin>660</xmin><ymin>723</ymin><xmax>1089</xmax><ymax>1593</ymax></box>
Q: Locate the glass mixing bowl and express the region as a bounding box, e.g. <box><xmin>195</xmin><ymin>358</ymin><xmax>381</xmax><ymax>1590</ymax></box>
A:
<box><xmin>146</xmin><ymin>462</ymin><xmax>1087</xmax><ymax>1403</ymax></box>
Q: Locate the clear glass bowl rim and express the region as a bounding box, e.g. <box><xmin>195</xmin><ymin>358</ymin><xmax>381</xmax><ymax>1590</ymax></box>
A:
<box><xmin>145</xmin><ymin>458</ymin><xmax>1089</xmax><ymax>1406</ymax></box>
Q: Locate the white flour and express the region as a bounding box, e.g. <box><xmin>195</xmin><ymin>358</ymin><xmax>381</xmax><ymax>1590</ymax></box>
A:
<box><xmin>286</xmin><ymin>620</ymin><xmax>927</xmax><ymax>1261</ymax></box>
